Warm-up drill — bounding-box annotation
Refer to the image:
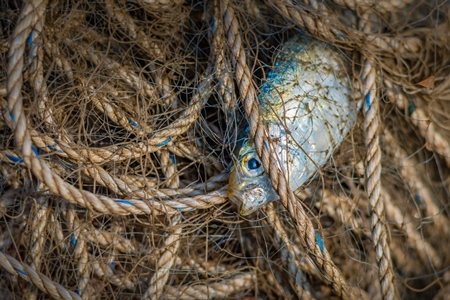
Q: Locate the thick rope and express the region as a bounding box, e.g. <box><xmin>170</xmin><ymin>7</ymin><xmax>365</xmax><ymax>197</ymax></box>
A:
<box><xmin>144</xmin><ymin>214</ymin><xmax>182</xmax><ymax>299</ymax></box>
<box><xmin>386</xmin><ymin>79</ymin><xmax>450</xmax><ymax>169</ymax></box>
<box><xmin>266</xmin><ymin>0</ymin><xmax>421</xmax><ymax>56</ymax></box>
<box><xmin>383</xmin><ymin>128</ymin><xmax>450</xmax><ymax>239</ymax></box>
<box><xmin>330</xmin><ymin>0</ymin><xmax>416</xmax><ymax>13</ymax></box>
<box><xmin>6</xmin><ymin>3</ymin><xmax>223</xmax><ymax>215</ymax></box>
<box><xmin>0</xmin><ymin>252</ymin><xmax>81</xmax><ymax>300</ymax></box>
<box><xmin>358</xmin><ymin>9</ymin><xmax>398</xmax><ymax>298</ymax></box>
<box><xmin>362</xmin><ymin>60</ymin><xmax>398</xmax><ymax>300</ymax></box>
<box><xmin>221</xmin><ymin>1</ymin><xmax>353</xmax><ymax>298</ymax></box>
<box><xmin>163</xmin><ymin>273</ymin><xmax>255</xmax><ymax>299</ymax></box>
<box><xmin>264</xmin><ymin>203</ymin><xmax>314</xmax><ymax>300</ymax></box>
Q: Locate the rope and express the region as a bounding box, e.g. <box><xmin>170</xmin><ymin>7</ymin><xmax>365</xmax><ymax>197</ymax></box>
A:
<box><xmin>386</xmin><ymin>79</ymin><xmax>450</xmax><ymax>169</ymax></box>
<box><xmin>264</xmin><ymin>203</ymin><xmax>314</xmax><ymax>300</ymax></box>
<box><xmin>362</xmin><ymin>60</ymin><xmax>398</xmax><ymax>299</ymax></box>
<box><xmin>330</xmin><ymin>0</ymin><xmax>416</xmax><ymax>12</ymax></box>
<box><xmin>6</xmin><ymin>3</ymin><xmax>222</xmax><ymax>215</ymax></box>
<box><xmin>221</xmin><ymin>1</ymin><xmax>353</xmax><ymax>298</ymax></box>
<box><xmin>0</xmin><ymin>252</ymin><xmax>81</xmax><ymax>300</ymax></box>
<box><xmin>358</xmin><ymin>9</ymin><xmax>399</xmax><ymax>298</ymax></box>
<box><xmin>163</xmin><ymin>272</ymin><xmax>255</xmax><ymax>299</ymax></box>
<box><xmin>144</xmin><ymin>214</ymin><xmax>182</xmax><ymax>299</ymax></box>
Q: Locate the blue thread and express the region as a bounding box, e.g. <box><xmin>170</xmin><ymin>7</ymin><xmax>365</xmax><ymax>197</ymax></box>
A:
<box><xmin>31</xmin><ymin>146</ymin><xmax>39</xmax><ymax>156</ymax></box>
<box><xmin>263</xmin><ymin>141</ymin><xmax>268</xmax><ymax>150</ymax></box>
<box><xmin>128</xmin><ymin>118</ymin><xmax>138</xmax><ymax>127</ymax></box>
<box><xmin>175</xmin><ymin>206</ymin><xmax>186</xmax><ymax>211</ymax></box>
<box><xmin>315</xmin><ymin>232</ymin><xmax>324</xmax><ymax>253</ymax></box>
<box><xmin>169</xmin><ymin>154</ymin><xmax>175</xmax><ymax>164</ymax></box>
<box><xmin>225</xmin><ymin>167</ymin><xmax>231</xmax><ymax>174</ymax></box>
<box><xmin>337</xmin><ymin>33</ymin><xmax>345</xmax><ymax>38</ymax></box>
<box><xmin>14</xmin><ymin>267</ymin><xmax>27</xmax><ymax>277</ymax></box>
<box><xmin>70</xmin><ymin>233</ymin><xmax>77</xmax><ymax>247</ymax></box>
<box><xmin>407</xmin><ymin>102</ymin><xmax>416</xmax><ymax>116</ymax></box>
<box><xmin>211</xmin><ymin>17</ymin><xmax>216</xmax><ymax>33</ymax></box>
<box><xmin>156</xmin><ymin>137</ymin><xmax>172</xmax><ymax>147</ymax></box>
<box><xmin>115</xmin><ymin>199</ymin><xmax>133</xmax><ymax>205</ymax></box>
<box><xmin>75</xmin><ymin>289</ymin><xmax>80</xmax><ymax>296</ymax></box>
<box><xmin>28</xmin><ymin>32</ymin><xmax>33</xmax><ymax>45</ymax></box>
<box><xmin>365</xmin><ymin>93</ymin><xmax>371</xmax><ymax>109</ymax></box>
<box><xmin>6</xmin><ymin>155</ymin><xmax>23</xmax><ymax>163</ymax></box>
<box><xmin>110</xmin><ymin>262</ymin><xmax>115</xmax><ymax>270</ymax></box>
<box><xmin>10</xmin><ymin>112</ymin><xmax>14</xmax><ymax>123</ymax></box>
<box><xmin>47</xmin><ymin>145</ymin><xmax>57</xmax><ymax>151</ymax></box>
<box><xmin>415</xmin><ymin>193</ymin><xmax>423</xmax><ymax>204</ymax></box>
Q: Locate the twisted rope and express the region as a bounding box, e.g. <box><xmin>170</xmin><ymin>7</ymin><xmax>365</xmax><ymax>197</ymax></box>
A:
<box><xmin>221</xmin><ymin>1</ymin><xmax>353</xmax><ymax>298</ymax></box>
<box><xmin>144</xmin><ymin>214</ymin><xmax>182</xmax><ymax>300</ymax></box>
<box><xmin>6</xmin><ymin>2</ymin><xmax>224</xmax><ymax>215</ymax></box>
<box><xmin>383</xmin><ymin>128</ymin><xmax>450</xmax><ymax>239</ymax></box>
<box><xmin>330</xmin><ymin>0</ymin><xmax>416</xmax><ymax>12</ymax></box>
<box><xmin>264</xmin><ymin>203</ymin><xmax>314</xmax><ymax>300</ymax></box>
<box><xmin>386</xmin><ymin>79</ymin><xmax>450</xmax><ymax>169</ymax></box>
<box><xmin>25</xmin><ymin>192</ymin><xmax>50</xmax><ymax>300</ymax></box>
<box><xmin>0</xmin><ymin>252</ymin><xmax>81</xmax><ymax>300</ymax></box>
<box><xmin>163</xmin><ymin>272</ymin><xmax>255</xmax><ymax>299</ymax></box>
<box><xmin>362</xmin><ymin>59</ymin><xmax>398</xmax><ymax>299</ymax></box>
<box><xmin>266</xmin><ymin>0</ymin><xmax>421</xmax><ymax>55</ymax></box>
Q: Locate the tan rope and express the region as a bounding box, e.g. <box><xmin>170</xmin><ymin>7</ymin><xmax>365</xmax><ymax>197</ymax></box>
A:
<box><xmin>265</xmin><ymin>0</ymin><xmax>421</xmax><ymax>56</ymax></box>
<box><xmin>361</xmin><ymin>59</ymin><xmax>398</xmax><ymax>299</ymax></box>
<box><xmin>358</xmin><ymin>9</ymin><xmax>399</xmax><ymax>298</ymax></box>
<box><xmin>0</xmin><ymin>252</ymin><xmax>82</xmax><ymax>300</ymax></box>
<box><xmin>25</xmin><ymin>191</ymin><xmax>50</xmax><ymax>300</ymax></box>
<box><xmin>163</xmin><ymin>272</ymin><xmax>255</xmax><ymax>299</ymax></box>
<box><xmin>144</xmin><ymin>214</ymin><xmax>182</xmax><ymax>299</ymax></box>
<box><xmin>383</xmin><ymin>129</ymin><xmax>450</xmax><ymax>239</ymax></box>
<box><xmin>6</xmin><ymin>4</ymin><xmax>222</xmax><ymax>215</ymax></box>
<box><xmin>386</xmin><ymin>79</ymin><xmax>450</xmax><ymax>169</ymax></box>
<box><xmin>221</xmin><ymin>1</ymin><xmax>353</xmax><ymax>298</ymax></box>
<box><xmin>330</xmin><ymin>0</ymin><xmax>416</xmax><ymax>12</ymax></box>
<box><xmin>264</xmin><ymin>203</ymin><xmax>314</xmax><ymax>299</ymax></box>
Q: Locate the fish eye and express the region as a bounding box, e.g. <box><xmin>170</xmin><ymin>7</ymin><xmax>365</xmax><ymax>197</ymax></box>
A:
<box><xmin>241</xmin><ymin>154</ymin><xmax>264</xmax><ymax>177</ymax></box>
<box><xmin>247</xmin><ymin>158</ymin><xmax>261</xmax><ymax>170</ymax></box>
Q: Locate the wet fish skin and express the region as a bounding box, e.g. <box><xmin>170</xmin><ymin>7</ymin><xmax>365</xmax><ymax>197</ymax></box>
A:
<box><xmin>228</xmin><ymin>35</ymin><xmax>357</xmax><ymax>216</ymax></box>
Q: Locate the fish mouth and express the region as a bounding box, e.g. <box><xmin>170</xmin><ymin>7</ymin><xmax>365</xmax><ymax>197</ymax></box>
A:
<box><xmin>227</xmin><ymin>188</ymin><xmax>257</xmax><ymax>216</ymax></box>
<box><xmin>239</xmin><ymin>203</ymin><xmax>258</xmax><ymax>216</ymax></box>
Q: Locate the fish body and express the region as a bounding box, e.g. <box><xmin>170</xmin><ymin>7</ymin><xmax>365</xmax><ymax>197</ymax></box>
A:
<box><xmin>228</xmin><ymin>35</ymin><xmax>357</xmax><ymax>215</ymax></box>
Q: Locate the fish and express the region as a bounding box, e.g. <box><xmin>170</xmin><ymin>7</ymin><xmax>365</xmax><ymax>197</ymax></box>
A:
<box><xmin>227</xmin><ymin>35</ymin><xmax>358</xmax><ymax>215</ymax></box>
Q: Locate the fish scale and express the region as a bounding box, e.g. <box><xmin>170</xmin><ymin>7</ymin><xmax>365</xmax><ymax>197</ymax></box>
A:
<box><xmin>228</xmin><ymin>35</ymin><xmax>358</xmax><ymax>215</ymax></box>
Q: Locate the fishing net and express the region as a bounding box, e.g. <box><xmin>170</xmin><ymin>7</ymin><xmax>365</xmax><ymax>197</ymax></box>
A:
<box><xmin>1</xmin><ymin>0</ymin><xmax>449</xmax><ymax>299</ymax></box>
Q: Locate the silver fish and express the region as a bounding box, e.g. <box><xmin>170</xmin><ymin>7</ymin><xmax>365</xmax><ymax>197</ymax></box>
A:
<box><xmin>227</xmin><ymin>35</ymin><xmax>357</xmax><ymax>215</ymax></box>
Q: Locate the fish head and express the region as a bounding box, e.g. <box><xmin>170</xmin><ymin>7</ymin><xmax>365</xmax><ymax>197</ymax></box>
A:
<box><xmin>227</xmin><ymin>137</ymin><xmax>279</xmax><ymax>216</ymax></box>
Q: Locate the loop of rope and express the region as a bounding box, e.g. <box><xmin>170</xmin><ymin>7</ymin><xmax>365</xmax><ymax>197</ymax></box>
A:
<box><xmin>5</xmin><ymin>0</ymin><xmax>224</xmax><ymax>216</ymax></box>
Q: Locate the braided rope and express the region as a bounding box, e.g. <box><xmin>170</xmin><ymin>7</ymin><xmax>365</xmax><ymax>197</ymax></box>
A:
<box><xmin>144</xmin><ymin>214</ymin><xmax>182</xmax><ymax>299</ymax></box>
<box><xmin>266</xmin><ymin>0</ymin><xmax>421</xmax><ymax>55</ymax></box>
<box><xmin>381</xmin><ymin>186</ymin><xmax>442</xmax><ymax>268</ymax></box>
<box><xmin>383</xmin><ymin>128</ymin><xmax>450</xmax><ymax>239</ymax></box>
<box><xmin>91</xmin><ymin>256</ymin><xmax>136</xmax><ymax>290</ymax></box>
<box><xmin>221</xmin><ymin>1</ymin><xmax>353</xmax><ymax>298</ymax></box>
<box><xmin>386</xmin><ymin>79</ymin><xmax>450</xmax><ymax>169</ymax></box>
<box><xmin>163</xmin><ymin>272</ymin><xmax>255</xmax><ymax>299</ymax></box>
<box><xmin>362</xmin><ymin>59</ymin><xmax>398</xmax><ymax>300</ymax></box>
<box><xmin>77</xmin><ymin>232</ymin><xmax>90</xmax><ymax>300</ymax></box>
<box><xmin>25</xmin><ymin>192</ymin><xmax>50</xmax><ymax>300</ymax></box>
<box><xmin>264</xmin><ymin>203</ymin><xmax>314</xmax><ymax>299</ymax></box>
<box><xmin>6</xmin><ymin>3</ymin><xmax>224</xmax><ymax>215</ymax></box>
<box><xmin>0</xmin><ymin>252</ymin><xmax>81</xmax><ymax>300</ymax></box>
<box><xmin>330</xmin><ymin>0</ymin><xmax>416</xmax><ymax>12</ymax></box>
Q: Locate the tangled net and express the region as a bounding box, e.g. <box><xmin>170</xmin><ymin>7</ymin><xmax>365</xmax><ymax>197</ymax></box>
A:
<box><xmin>1</xmin><ymin>0</ymin><xmax>450</xmax><ymax>299</ymax></box>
